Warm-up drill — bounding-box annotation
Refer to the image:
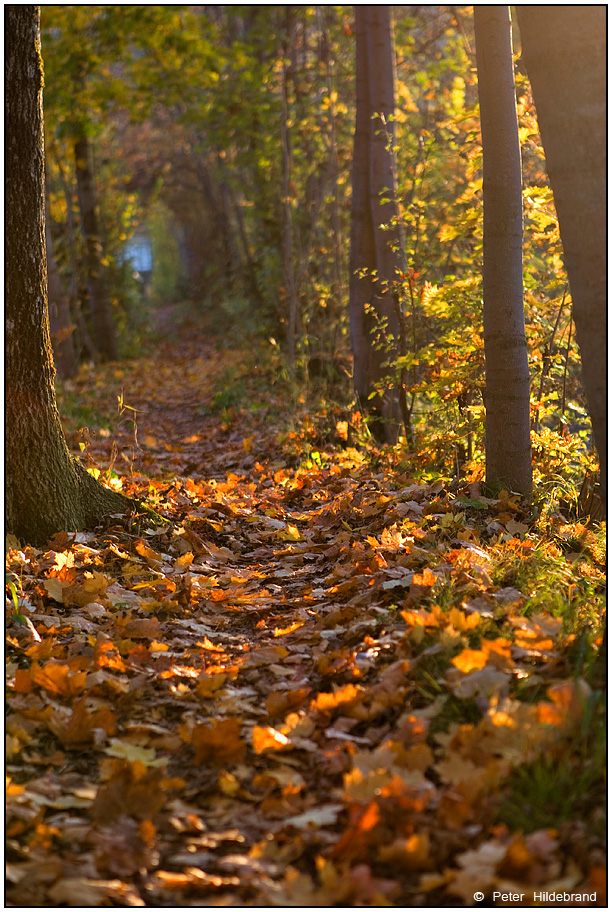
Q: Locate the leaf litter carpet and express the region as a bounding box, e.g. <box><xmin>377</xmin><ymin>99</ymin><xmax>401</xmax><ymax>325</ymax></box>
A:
<box><xmin>6</xmin><ymin>330</ymin><xmax>606</xmax><ymax>907</ymax></box>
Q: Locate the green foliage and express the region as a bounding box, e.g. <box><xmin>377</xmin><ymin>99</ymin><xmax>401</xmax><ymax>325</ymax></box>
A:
<box><xmin>54</xmin><ymin>388</ymin><xmax>114</xmax><ymax>440</ymax></box>
<box><xmin>147</xmin><ymin>200</ymin><xmax>185</xmax><ymax>306</ymax></box>
<box><xmin>39</xmin><ymin>5</ymin><xmax>598</xmax><ymax>504</ymax></box>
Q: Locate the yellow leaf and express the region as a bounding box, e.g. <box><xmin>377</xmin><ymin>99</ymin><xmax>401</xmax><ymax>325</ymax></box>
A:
<box><xmin>105</xmin><ymin>740</ymin><xmax>159</xmax><ymax>766</ymax></box>
<box><xmin>43</xmin><ymin>578</ymin><xmax>66</xmax><ymax>602</ymax></box>
<box><xmin>273</xmin><ymin>621</ymin><xmax>304</xmax><ymax>636</ymax></box>
<box><xmin>218</xmin><ymin>769</ymin><xmax>241</xmax><ymax>796</ymax></box>
<box><xmin>447</xmin><ymin>608</ymin><xmax>481</xmax><ymax>631</ymax></box>
<box><xmin>278</xmin><ymin>524</ymin><xmax>302</xmax><ymax>542</ymax></box>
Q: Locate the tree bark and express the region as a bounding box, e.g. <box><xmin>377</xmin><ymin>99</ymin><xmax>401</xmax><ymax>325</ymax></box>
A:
<box><xmin>349</xmin><ymin>5</ymin><xmax>405</xmax><ymax>444</ymax></box>
<box><xmin>280</xmin><ymin>14</ymin><xmax>299</xmax><ymax>373</ymax></box>
<box><xmin>56</xmin><ymin>154</ymin><xmax>97</xmax><ymax>361</ymax></box>
<box><xmin>74</xmin><ymin>130</ymin><xmax>118</xmax><ymax>361</ymax></box>
<box><xmin>475</xmin><ymin>6</ymin><xmax>532</xmax><ymax>494</ymax></box>
<box><xmin>516</xmin><ymin>6</ymin><xmax>606</xmax><ymax>503</ymax></box>
<box><xmin>45</xmin><ymin>187</ymin><xmax>79</xmax><ymax>379</ymax></box>
<box><xmin>6</xmin><ymin>4</ymin><xmax>132</xmax><ymax>546</ymax></box>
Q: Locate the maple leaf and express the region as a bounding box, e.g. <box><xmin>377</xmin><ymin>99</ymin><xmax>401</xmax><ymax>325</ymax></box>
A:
<box><xmin>91</xmin><ymin>761</ymin><xmax>168</xmax><ymax>824</ymax></box>
<box><xmin>187</xmin><ymin>719</ymin><xmax>246</xmax><ymax>766</ymax></box>
<box><xmin>30</xmin><ymin>661</ymin><xmax>88</xmax><ymax>697</ymax></box>
<box><xmin>49</xmin><ymin>697</ymin><xmax>116</xmax><ymax>748</ymax></box>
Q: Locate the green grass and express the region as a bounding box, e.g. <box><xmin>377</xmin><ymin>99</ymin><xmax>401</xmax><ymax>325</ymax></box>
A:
<box><xmin>55</xmin><ymin>389</ymin><xmax>116</xmax><ymax>439</ymax></box>
<box><xmin>428</xmin><ymin>694</ymin><xmax>483</xmax><ymax>739</ymax></box>
<box><xmin>495</xmin><ymin>689</ymin><xmax>606</xmax><ymax>837</ymax></box>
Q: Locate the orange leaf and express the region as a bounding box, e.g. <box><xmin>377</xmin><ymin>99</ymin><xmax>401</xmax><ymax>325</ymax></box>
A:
<box><xmin>31</xmin><ymin>661</ymin><xmax>87</xmax><ymax>697</ymax></box>
<box><xmin>49</xmin><ymin>697</ymin><xmax>116</xmax><ymax>748</ymax></box>
<box><xmin>452</xmin><ymin>648</ymin><xmax>487</xmax><ymax>673</ymax></box>
<box><xmin>312</xmin><ymin>683</ymin><xmax>362</xmax><ymax>713</ymax></box>
<box><xmin>196</xmin><ymin>673</ymin><xmax>228</xmax><ymax>698</ymax></box>
<box><xmin>412</xmin><ymin>567</ymin><xmax>436</xmax><ymax>587</ymax></box>
<box><xmin>12</xmin><ymin>668</ymin><xmax>33</xmax><ymax>693</ymax></box>
<box><xmin>190</xmin><ymin>719</ymin><xmax>245</xmax><ymax>766</ymax></box>
<box><xmin>252</xmin><ymin>725</ymin><xmax>291</xmax><ymax>754</ymax></box>
<box><xmin>95</xmin><ymin>640</ymin><xmax>126</xmax><ymax>672</ymax></box>
<box><xmin>154</xmin><ymin>871</ymin><xmax>192</xmax><ymax>888</ymax></box>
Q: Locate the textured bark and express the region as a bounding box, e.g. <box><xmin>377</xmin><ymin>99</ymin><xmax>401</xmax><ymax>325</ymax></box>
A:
<box><xmin>74</xmin><ymin>131</ymin><xmax>118</xmax><ymax>361</ymax></box>
<box><xmin>349</xmin><ymin>5</ymin><xmax>405</xmax><ymax>443</ymax></box>
<box><xmin>516</xmin><ymin>6</ymin><xmax>606</xmax><ymax>503</ymax></box>
<box><xmin>6</xmin><ymin>5</ymin><xmax>132</xmax><ymax>546</ymax></box>
<box><xmin>475</xmin><ymin>6</ymin><xmax>532</xmax><ymax>494</ymax></box>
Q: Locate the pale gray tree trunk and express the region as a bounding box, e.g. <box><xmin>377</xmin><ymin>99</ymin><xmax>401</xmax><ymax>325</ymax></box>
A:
<box><xmin>516</xmin><ymin>6</ymin><xmax>606</xmax><ymax>503</ymax></box>
<box><xmin>475</xmin><ymin>6</ymin><xmax>532</xmax><ymax>494</ymax></box>
<box><xmin>6</xmin><ymin>4</ymin><xmax>131</xmax><ymax>545</ymax></box>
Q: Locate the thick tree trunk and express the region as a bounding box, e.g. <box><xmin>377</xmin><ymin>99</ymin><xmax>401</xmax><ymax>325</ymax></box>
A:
<box><xmin>6</xmin><ymin>5</ymin><xmax>132</xmax><ymax>546</ymax></box>
<box><xmin>74</xmin><ymin>131</ymin><xmax>118</xmax><ymax>361</ymax></box>
<box><xmin>516</xmin><ymin>7</ymin><xmax>606</xmax><ymax>503</ymax></box>
<box><xmin>349</xmin><ymin>5</ymin><xmax>405</xmax><ymax>444</ymax></box>
<box><xmin>475</xmin><ymin>6</ymin><xmax>532</xmax><ymax>494</ymax></box>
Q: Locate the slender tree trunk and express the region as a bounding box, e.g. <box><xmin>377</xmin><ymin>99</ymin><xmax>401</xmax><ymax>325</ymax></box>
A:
<box><xmin>280</xmin><ymin>13</ymin><xmax>299</xmax><ymax>373</ymax></box>
<box><xmin>349</xmin><ymin>5</ymin><xmax>405</xmax><ymax>443</ymax></box>
<box><xmin>6</xmin><ymin>4</ymin><xmax>132</xmax><ymax>546</ymax></box>
<box><xmin>475</xmin><ymin>6</ymin><xmax>532</xmax><ymax>494</ymax></box>
<box><xmin>217</xmin><ymin>154</ymin><xmax>266</xmax><ymax>311</ymax></box>
<box><xmin>56</xmin><ymin>154</ymin><xmax>97</xmax><ymax>361</ymax></box>
<box><xmin>516</xmin><ymin>7</ymin><xmax>606</xmax><ymax>503</ymax></box>
<box><xmin>74</xmin><ymin>131</ymin><xmax>118</xmax><ymax>361</ymax></box>
<box><xmin>321</xmin><ymin>7</ymin><xmax>345</xmax><ymax>352</ymax></box>
<box><xmin>45</xmin><ymin>188</ymin><xmax>79</xmax><ymax>379</ymax></box>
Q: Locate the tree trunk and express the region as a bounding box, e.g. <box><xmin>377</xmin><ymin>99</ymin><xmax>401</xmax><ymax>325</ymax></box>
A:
<box><xmin>56</xmin><ymin>154</ymin><xmax>97</xmax><ymax>361</ymax></box>
<box><xmin>74</xmin><ymin>131</ymin><xmax>118</xmax><ymax>361</ymax></box>
<box><xmin>280</xmin><ymin>32</ymin><xmax>299</xmax><ymax>373</ymax></box>
<box><xmin>349</xmin><ymin>5</ymin><xmax>405</xmax><ymax>443</ymax></box>
<box><xmin>45</xmin><ymin>188</ymin><xmax>79</xmax><ymax>379</ymax></box>
<box><xmin>6</xmin><ymin>5</ymin><xmax>132</xmax><ymax>546</ymax></box>
<box><xmin>217</xmin><ymin>154</ymin><xmax>266</xmax><ymax>312</ymax></box>
<box><xmin>516</xmin><ymin>6</ymin><xmax>606</xmax><ymax>503</ymax></box>
<box><xmin>475</xmin><ymin>6</ymin><xmax>532</xmax><ymax>494</ymax></box>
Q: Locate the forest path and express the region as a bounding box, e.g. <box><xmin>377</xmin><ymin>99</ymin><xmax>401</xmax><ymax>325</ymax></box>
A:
<box><xmin>79</xmin><ymin>315</ymin><xmax>282</xmax><ymax>482</ymax></box>
<box><xmin>6</xmin><ymin>319</ymin><xmax>606</xmax><ymax>906</ymax></box>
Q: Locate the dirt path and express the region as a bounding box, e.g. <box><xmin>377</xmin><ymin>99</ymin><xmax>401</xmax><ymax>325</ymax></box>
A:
<box><xmin>6</xmin><ymin>327</ymin><xmax>606</xmax><ymax>906</ymax></box>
